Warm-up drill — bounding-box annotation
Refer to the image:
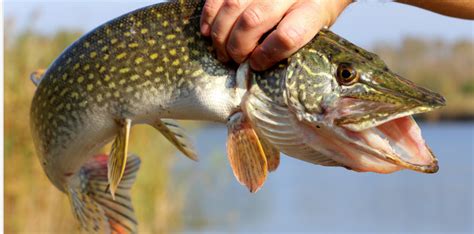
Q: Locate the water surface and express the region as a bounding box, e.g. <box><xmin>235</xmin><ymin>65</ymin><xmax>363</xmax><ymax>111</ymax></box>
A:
<box><xmin>171</xmin><ymin>122</ymin><xmax>473</xmax><ymax>233</ymax></box>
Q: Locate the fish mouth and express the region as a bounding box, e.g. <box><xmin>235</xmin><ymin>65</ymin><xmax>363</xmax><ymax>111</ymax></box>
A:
<box><xmin>337</xmin><ymin>115</ymin><xmax>438</xmax><ymax>173</ymax></box>
<box><xmin>319</xmin><ymin>97</ymin><xmax>441</xmax><ymax>174</ymax></box>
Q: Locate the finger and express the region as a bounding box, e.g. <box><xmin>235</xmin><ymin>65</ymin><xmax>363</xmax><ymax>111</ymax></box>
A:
<box><xmin>211</xmin><ymin>0</ymin><xmax>251</xmax><ymax>62</ymax></box>
<box><xmin>226</xmin><ymin>0</ymin><xmax>296</xmax><ymax>63</ymax></box>
<box><xmin>200</xmin><ymin>0</ymin><xmax>224</xmax><ymax>36</ymax></box>
<box><xmin>250</xmin><ymin>1</ymin><xmax>327</xmax><ymax>71</ymax></box>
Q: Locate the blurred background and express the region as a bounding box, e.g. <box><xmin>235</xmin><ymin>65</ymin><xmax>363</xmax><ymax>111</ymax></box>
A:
<box><xmin>4</xmin><ymin>0</ymin><xmax>473</xmax><ymax>233</ymax></box>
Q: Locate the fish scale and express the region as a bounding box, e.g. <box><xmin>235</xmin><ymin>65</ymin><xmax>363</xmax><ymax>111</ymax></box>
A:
<box><xmin>31</xmin><ymin>0</ymin><xmax>227</xmax><ymax>156</ymax></box>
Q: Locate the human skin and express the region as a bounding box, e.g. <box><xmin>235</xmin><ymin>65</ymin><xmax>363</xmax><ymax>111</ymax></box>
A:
<box><xmin>201</xmin><ymin>0</ymin><xmax>474</xmax><ymax>71</ymax></box>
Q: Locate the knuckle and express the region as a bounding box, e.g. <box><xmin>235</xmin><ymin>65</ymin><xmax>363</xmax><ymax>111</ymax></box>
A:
<box><xmin>240</xmin><ymin>6</ymin><xmax>264</xmax><ymax>29</ymax></box>
<box><xmin>211</xmin><ymin>31</ymin><xmax>225</xmax><ymax>44</ymax></box>
<box><xmin>226</xmin><ymin>43</ymin><xmax>244</xmax><ymax>59</ymax></box>
<box><xmin>202</xmin><ymin>1</ymin><xmax>218</xmax><ymax>18</ymax></box>
<box><xmin>223</xmin><ymin>0</ymin><xmax>245</xmax><ymax>11</ymax></box>
<box><xmin>275</xmin><ymin>27</ymin><xmax>305</xmax><ymax>50</ymax></box>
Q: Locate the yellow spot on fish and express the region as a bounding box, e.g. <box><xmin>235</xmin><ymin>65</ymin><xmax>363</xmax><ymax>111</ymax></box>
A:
<box><xmin>131</xmin><ymin>74</ymin><xmax>139</xmax><ymax>81</ymax></box>
<box><xmin>87</xmin><ymin>84</ymin><xmax>94</xmax><ymax>91</ymax></box>
<box><xmin>169</xmin><ymin>49</ymin><xmax>177</xmax><ymax>56</ymax></box>
<box><xmin>109</xmin><ymin>82</ymin><xmax>116</xmax><ymax>88</ymax></box>
<box><xmin>73</xmin><ymin>63</ymin><xmax>80</xmax><ymax>70</ymax></box>
<box><xmin>79</xmin><ymin>54</ymin><xmax>85</xmax><ymax>59</ymax></box>
<box><xmin>157</xmin><ymin>31</ymin><xmax>163</xmax><ymax>36</ymax></box>
<box><xmin>162</xmin><ymin>21</ymin><xmax>169</xmax><ymax>27</ymax></box>
<box><xmin>156</xmin><ymin>13</ymin><xmax>162</xmax><ymax>18</ymax></box>
<box><xmin>99</xmin><ymin>66</ymin><xmax>107</xmax><ymax>73</ymax></box>
<box><xmin>166</xmin><ymin>34</ymin><xmax>176</xmax><ymax>40</ymax></box>
<box><xmin>124</xmin><ymin>32</ymin><xmax>131</xmax><ymax>37</ymax></box>
<box><xmin>156</xmin><ymin>66</ymin><xmax>164</xmax><ymax>73</ymax></box>
<box><xmin>104</xmin><ymin>75</ymin><xmax>111</xmax><ymax>81</ymax></box>
<box><xmin>101</xmin><ymin>46</ymin><xmax>109</xmax><ymax>52</ymax></box>
<box><xmin>113</xmin><ymin>91</ymin><xmax>120</xmax><ymax>97</ymax></box>
<box><xmin>71</xmin><ymin>92</ymin><xmax>79</xmax><ymax>99</ymax></box>
<box><xmin>177</xmin><ymin>68</ymin><xmax>183</xmax><ymax>75</ymax></box>
<box><xmin>128</xmin><ymin>42</ymin><xmax>139</xmax><ymax>48</ymax></box>
<box><xmin>67</xmin><ymin>58</ymin><xmax>72</xmax><ymax>64</ymax></box>
<box><xmin>90</xmin><ymin>52</ymin><xmax>97</xmax><ymax>58</ymax></box>
<box><xmin>192</xmin><ymin>69</ymin><xmax>204</xmax><ymax>77</ymax></box>
<box><xmin>62</xmin><ymin>74</ymin><xmax>68</xmax><ymax>80</ymax></box>
<box><xmin>110</xmin><ymin>66</ymin><xmax>117</xmax><ymax>72</ymax></box>
<box><xmin>60</xmin><ymin>89</ymin><xmax>68</xmax><ymax>96</ymax></box>
<box><xmin>103</xmin><ymin>54</ymin><xmax>110</xmax><ymax>60</ymax></box>
<box><xmin>116</xmin><ymin>52</ymin><xmax>127</xmax><ymax>60</ymax></box>
<box><xmin>147</xmin><ymin>39</ymin><xmax>156</xmax><ymax>45</ymax></box>
<box><xmin>191</xmin><ymin>50</ymin><xmax>200</xmax><ymax>56</ymax></box>
<box><xmin>84</xmin><ymin>42</ymin><xmax>90</xmax><ymax>48</ymax></box>
<box><xmin>144</xmin><ymin>70</ymin><xmax>152</xmax><ymax>76</ymax></box>
<box><xmin>98</xmin><ymin>39</ymin><xmax>104</xmax><ymax>44</ymax></box>
<box><xmin>162</xmin><ymin>57</ymin><xmax>169</xmax><ymax>63</ymax></box>
<box><xmin>88</xmin><ymin>73</ymin><xmax>94</xmax><ymax>79</ymax></box>
<box><xmin>182</xmin><ymin>55</ymin><xmax>189</xmax><ymax>61</ymax></box>
<box><xmin>105</xmin><ymin>92</ymin><xmax>112</xmax><ymax>98</ymax></box>
<box><xmin>141</xmin><ymin>28</ymin><xmax>148</xmax><ymax>34</ymax></box>
<box><xmin>172</xmin><ymin>59</ymin><xmax>180</xmax><ymax>66</ymax></box>
<box><xmin>150</xmin><ymin>53</ymin><xmax>158</xmax><ymax>60</ymax></box>
<box><xmin>83</xmin><ymin>65</ymin><xmax>90</xmax><ymax>71</ymax></box>
<box><xmin>175</xmin><ymin>27</ymin><xmax>182</xmax><ymax>32</ymax></box>
<box><xmin>135</xmin><ymin>57</ymin><xmax>144</xmax><ymax>64</ymax></box>
<box><xmin>119</xmin><ymin>79</ymin><xmax>126</xmax><ymax>85</ymax></box>
<box><xmin>111</xmin><ymin>38</ymin><xmax>118</xmax><ymax>44</ymax></box>
<box><xmin>79</xmin><ymin>101</ymin><xmax>88</xmax><ymax>107</ymax></box>
<box><xmin>120</xmin><ymin>68</ymin><xmax>130</xmax><ymax>73</ymax></box>
<box><xmin>77</xmin><ymin>76</ymin><xmax>84</xmax><ymax>83</ymax></box>
<box><xmin>126</xmin><ymin>86</ymin><xmax>134</xmax><ymax>92</ymax></box>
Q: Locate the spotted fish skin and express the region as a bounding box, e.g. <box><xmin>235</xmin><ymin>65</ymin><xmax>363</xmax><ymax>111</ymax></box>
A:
<box><xmin>30</xmin><ymin>0</ymin><xmax>244</xmax><ymax>189</ymax></box>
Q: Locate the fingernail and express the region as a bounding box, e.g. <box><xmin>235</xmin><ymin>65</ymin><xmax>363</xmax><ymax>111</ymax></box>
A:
<box><xmin>250</xmin><ymin>59</ymin><xmax>265</xmax><ymax>71</ymax></box>
<box><xmin>201</xmin><ymin>23</ymin><xmax>210</xmax><ymax>36</ymax></box>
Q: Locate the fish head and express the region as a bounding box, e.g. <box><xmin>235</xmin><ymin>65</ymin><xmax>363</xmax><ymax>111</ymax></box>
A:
<box><xmin>284</xmin><ymin>29</ymin><xmax>446</xmax><ymax>173</ymax></box>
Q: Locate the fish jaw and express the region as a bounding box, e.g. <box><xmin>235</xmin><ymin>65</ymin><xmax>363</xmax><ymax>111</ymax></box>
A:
<box><xmin>302</xmin><ymin>115</ymin><xmax>438</xmax><ymax>173</ymax></box>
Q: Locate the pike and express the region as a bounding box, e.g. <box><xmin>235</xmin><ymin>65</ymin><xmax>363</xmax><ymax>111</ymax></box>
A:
<box><xmin>30</xmin><ymin>0</ymin><xmax>445</xmax><ymax>233</ymax></box>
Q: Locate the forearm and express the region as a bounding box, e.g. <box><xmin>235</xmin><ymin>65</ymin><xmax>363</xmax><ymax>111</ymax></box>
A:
<box><xmin>396</xmin><ymin>0</ymin><xmax>474</xmax><ymax>19</ymax></box>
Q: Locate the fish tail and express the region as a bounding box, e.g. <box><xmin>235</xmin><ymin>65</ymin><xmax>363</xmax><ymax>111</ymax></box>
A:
<box><xmin>67</xmin><ymin>154</ymin><xmax>141</xmax><ymax>233</ymax></box>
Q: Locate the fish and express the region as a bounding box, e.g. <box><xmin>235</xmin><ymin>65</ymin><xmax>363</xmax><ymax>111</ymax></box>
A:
<box><xmin>29</xmin><ymin>0</ymin><xmax>445</xmax><ymax>233</ymax></box>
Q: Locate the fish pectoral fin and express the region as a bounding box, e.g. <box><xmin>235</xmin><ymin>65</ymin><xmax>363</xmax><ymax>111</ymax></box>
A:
<box><xmin>227</xmin><ymin>112</ymin><xmax>268</xmax><ymax>193</ymax></box>
<box><xmin>30</xmin><ymin>68</ymin><xmax>46</xmax><ymax>86</ymax></box>
<box><xmin>151</xmin><ymin>119</ymin><xmax>198</xmax><ymax>161</ymax></box>
<box><xmin>69</xmin><ymin>154</ymin><xmax>140</xmax><ymax>234</ymax></box>
<box><xmin>107</xmin><ymin>118</ymin><xmax>132</xmax><ymax>199</ymax></box>
<box><xmin>258</xmin><ymin>135</ymin><xmax>280</xmax><ymax>172</ymax></box>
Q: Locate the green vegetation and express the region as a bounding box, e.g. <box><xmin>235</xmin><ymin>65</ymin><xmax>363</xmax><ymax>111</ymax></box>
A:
<box><xmin>373</xmin><ymin>37</ymin><xmax>474</xmax><ymax>120</ymax></box>
<box><xmin>4</xmin><ymin>26</ymin><xmax>472</xmax><ymax>233</ymax></box>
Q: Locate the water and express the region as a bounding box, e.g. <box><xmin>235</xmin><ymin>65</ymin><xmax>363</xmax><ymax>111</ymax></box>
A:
<box><xmin>170</xmin><ymin>122</ymin><xmax>473</xmax><ymax>233</ymax></box>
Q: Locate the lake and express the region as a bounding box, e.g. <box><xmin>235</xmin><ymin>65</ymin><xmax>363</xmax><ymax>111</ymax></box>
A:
<box><xmin>169</xmin><ymin>122</ymin><xmax>473</xmax><ymax>233</ymax></box>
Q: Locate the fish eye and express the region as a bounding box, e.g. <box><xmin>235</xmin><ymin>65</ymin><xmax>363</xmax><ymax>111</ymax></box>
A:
<box><xmin>337</xmin><ymin>63</ymin><xmax>359</xmax><ymax>85</ymax></box>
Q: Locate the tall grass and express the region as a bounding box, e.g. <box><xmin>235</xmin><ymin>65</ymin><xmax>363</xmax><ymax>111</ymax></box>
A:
<box><xmin>4</xmin><ymin>28</ymin><xmax>184</xmax><ymax>233</ymax></box>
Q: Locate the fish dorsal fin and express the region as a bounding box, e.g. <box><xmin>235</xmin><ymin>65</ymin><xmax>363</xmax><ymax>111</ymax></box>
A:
<box><xmin>151</xmin><ymin>119</ymin><xmax>198</xmax><ymax>161</ymax></box>
<box><xmin>227</xmin><ymin>112</ymin><xmax>268</xmax><ymax>193</ymax></box>
<box><xmin>107</xmin><ymin>118</ymin><xmax>131</xmax><ymax>199</ymax></box>
<box><xmin>30</xmin><ymin>68</ymin><xmax>46</xmax><ymax>87</ymax></box>
<box><xmin>69</xmin><ymin>154</ymin><xmax>140</xmax><ymax>234</ymax></box>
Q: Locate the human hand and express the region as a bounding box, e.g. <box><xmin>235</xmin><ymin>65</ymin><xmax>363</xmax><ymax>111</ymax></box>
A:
<box><xmin>200</xmin><ymin>0</ymin><xmax>352</xmax><ymax>71</ymax></box>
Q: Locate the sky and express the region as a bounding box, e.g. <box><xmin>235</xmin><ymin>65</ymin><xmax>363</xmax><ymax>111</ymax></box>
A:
<box><xmin>4</xmin><ymin>0</ymin><xmax>474</xmax><ymax>48</ymax></box>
